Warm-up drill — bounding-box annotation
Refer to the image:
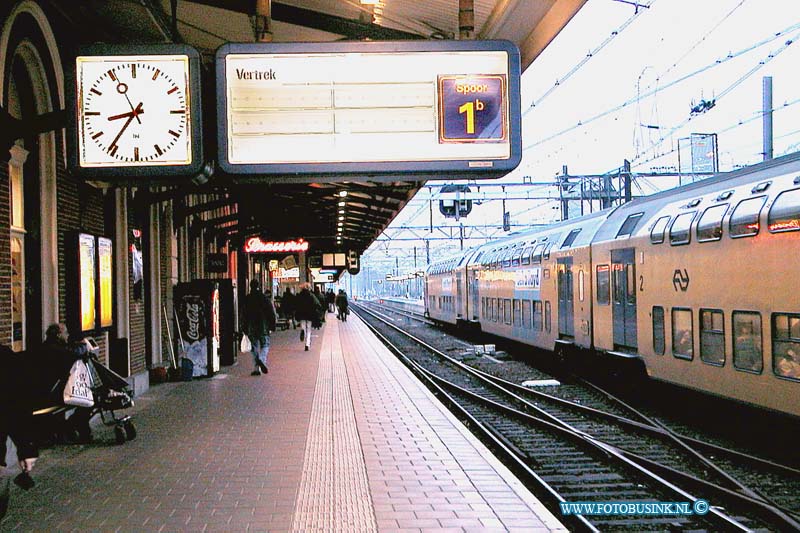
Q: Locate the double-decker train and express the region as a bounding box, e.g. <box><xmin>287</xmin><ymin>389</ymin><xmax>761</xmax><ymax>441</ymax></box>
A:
<box><xmin>425</xmin><ymin>152</ymin><xmax>800</xmax><ymax>417</ymax></box>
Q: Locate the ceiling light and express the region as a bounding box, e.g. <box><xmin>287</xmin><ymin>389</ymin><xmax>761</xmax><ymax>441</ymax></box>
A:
<box><xmin>339</xmin><ymin>190</ymin><xmax>348</xmax><ymax>197</ymax></box>
<box><xmin>339</xmin><ymin>216</ymin><xmax>344</xmax><ymax>221</ymax></box>
<box><xmin>360</xmin><ymin>0</ymin><xmax>379</xmax><ymax>4</ymax></box>
<box><xmin>338</xmin><ymin>201</ymin><xmax>346</xmax><ymax>207</ymax></box>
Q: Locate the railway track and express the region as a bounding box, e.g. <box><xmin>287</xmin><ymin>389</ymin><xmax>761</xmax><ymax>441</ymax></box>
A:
<box><xmin>353</xmin><ymin>301</ymin><xmax>800</xmax><ymax>532</ymax></box>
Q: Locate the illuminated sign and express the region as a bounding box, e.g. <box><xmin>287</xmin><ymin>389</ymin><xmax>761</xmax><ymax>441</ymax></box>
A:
<box><xmin>243</xmin><ymin>237</ymin><xmax>309</xmax><ymax>253</ymax></box>
<box><xmin>216</xmin><ymin>40</ymin><xmax>521</xmax><ymax>181</ymax></box>
<box><xmin>97</xmin><ymin>237</ymin><xmax>113</xmax><ymax>328</ymax></box>
<box><xmin>67</xmin><ymin>44</ymin><xmax>204</xmax><ymax>179</ymax></box>
<box><xmin>79</xmin><ymin>233</ymin><xmax>97</xmax><ymax>332</ymax></box>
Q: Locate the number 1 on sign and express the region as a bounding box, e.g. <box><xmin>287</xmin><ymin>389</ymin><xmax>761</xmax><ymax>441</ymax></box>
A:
<box><xmin>459</xmin><ymin>101</ymin><xmax>475</xmax><ymax>134</ymax></box>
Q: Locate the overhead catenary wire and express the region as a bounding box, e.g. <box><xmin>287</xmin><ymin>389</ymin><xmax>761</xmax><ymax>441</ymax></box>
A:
<box><xmin>523</xmin><ymin>20</ymin><xmax>800</xmax><ymax>152</ymax></box>
<box><xmin>631</xmin><ymin>32</ymin><xmax>799</xmax><ymax>166</ymax></box>
<box><xmin>632</xmin><ymin>95</ymin><xmax>800</xmax><ymax>169</ymax></box>
<box><xmin>523</xmin><ymin>0</ymin><xmax>658</xmax><ymax>115</ymax></box>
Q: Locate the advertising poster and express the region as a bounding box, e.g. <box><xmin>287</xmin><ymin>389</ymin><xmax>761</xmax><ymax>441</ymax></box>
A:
<box><xmin>98</xmin><ymin>237</ymin><xmax>113</xmax><ymax>328</ymax></box>
<box><xmin>79</xmin><ymin>233</ymin><xmax>97</xmax><ymax>332</ymax></box>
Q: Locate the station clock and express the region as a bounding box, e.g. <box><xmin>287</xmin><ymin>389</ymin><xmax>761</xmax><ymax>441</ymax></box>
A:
<box><xmin>68</xmin><ymin>44</ymin><xmax>203</xmax><ymax>179</ymax></box>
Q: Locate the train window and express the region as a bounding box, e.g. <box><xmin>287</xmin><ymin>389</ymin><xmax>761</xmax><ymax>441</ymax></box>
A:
<box><xmin>512</xmin><ymin>249</ymin><xmax>523</xmax><ymax>267</ymax></box>
<box><xmin>513</xmin><ymin>299</ymin><xmax>521</xmax><ymax>326</ymax></box>
<box><xmin>495</xmin><ymin>298</ymin><xmax>501</xmax><ymax>322</ymax></box>
<box><xmin>545</xmin><ymin>301</ymin><xmax>552</xmax><ymax>333</ymax></box>
<box><xmin>729</xmin><ymin>196</ymin><xmax>767</xmax><ymax>237</ymax></box>
<box><xmin>562</xmin><ymin>229</ymin><xmax>581</xmax><ymax>248</ymax></box>
<box><xmin>503</xmin><ymin>299</ymin><xmax>512</xmax><ymax>325</ymax></box>
<box><xmin>522</xmin><ymin>300</ymin><xmax>532</xmax><ymax>328</ymax></box>
<box><xmin>543</xmin><ymin>242</ymin><xmax>554</xmax><ymax>260</ymax></box>
<box><xmin>671</xmin><ymin>308</ymin><xmax>693</xmax><ymax>360</ymax></box>
<box><xmin>772</xmin><ymin>313</ymin><xmax>800</xmax><ymax>380</ymax></box>
<box><xmin>579</xmin><ymin>270</ymin><xmax>585</xmax><ymax>302</ymax></box>
<box><xmin>716</xmin><ymin>190</ymin><xmax>734</xmax><ymax>202</ymax></box>
<box><xmin>696</xmin><ymin>204</ymin><xmax>729</xmax><ymax>242</ymax></box>
<box><xmin>733</xmin><ymin>311</ymin><xmax>763</xmax><ymax>373</ymax></box>
<box><xmin>502</xmin><ymin>250</ymin><xmax>512</xmax><ymax>268</ymax></box>
<box><xmin>532</xmin><ymin>243</ymin><xmax>546</xmax><ymax>263</ymax></box>
<box><xmin>768</xmin><ymin>188</ymin><xmax>800</xmax><ymax>233</ymax></box>
<box><xmin>533</xmin><ymin>301</ymin><xmax>543</xmax><ymax>331</ymax></box>
<box><xmin>652</xmin><ymin>306</ymin><xmax>665</xmax><ymax>355</ymax></box>
<box><xmin>616</xmin><ymin>213</ymin><xmax>644</xmax><ymax>238</ymax></box>
<box><xmin>596</xmin><ymin>265</ymin><xmax>610</xmax><ymax>305</ymax></box>
<box><xmin>669</xmin><ymin>212</ymin><xmax>696</xmax><ymax>245</ymax></box>
<box><xmin>700</xmin><ymin>309</ymin><xmax>725</xmax><ymax>366</ymax></box>
<box><xmin>521</xmin><ymin>247</ymin><xmax>532</xmax><ymax>266</ymax></box>
<box><xmin>650</xmin><ymin>216</ymin><xmax>671</xmax><ymax>244</ymax></box>
<box><xmin>751</xmin><ymin>181</ymin><xmax>771</xmax><ymax>194</ymax></box>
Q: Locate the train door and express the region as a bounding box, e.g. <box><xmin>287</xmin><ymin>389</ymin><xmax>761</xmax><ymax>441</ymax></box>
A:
<box><xmin>456</xmin><ymin>272</ymin><xmax>463</xmax><ymax>318</ymax></box>
<box><xmin>612</xmin><ymin>248</ymin><xmax>638</xmax><ymax>350</ymax></box>
<box><xmin>557</xmin><ymin>257</ymin><xmax>574</xmax><ymax>339</ymax></box>
<box><xmin>471</xmin><ymin>274</ymin><xmax>480</xmax><ymax>320</ymax></box>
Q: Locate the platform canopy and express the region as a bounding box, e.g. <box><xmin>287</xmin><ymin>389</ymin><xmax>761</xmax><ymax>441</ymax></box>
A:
<box><xmin>59</xmin><ymin>0</ymin><xmax>585</xmax><ymax>255</ymax></box>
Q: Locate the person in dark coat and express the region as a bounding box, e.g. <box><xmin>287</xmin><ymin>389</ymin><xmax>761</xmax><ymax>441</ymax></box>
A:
<box><xmin>294</xmin><ymin>283</ymin><xmax>322</xmax><ymax>351</ymax></box>
<box><xmin>242</xmin><ymin>280</ymin><xmax>277</xmax><ymax>376</ymax></box>
<box><xmin>335</xmin><ymin>290</ymin><xmax>349</xmax><ymax>322</ymax></box>
<box><xmin>41</xmin><ymin>324</ymin><xmax>94</xmax><ymax>443</ymax></box>
<box><xmin>313</xmin><ymin>286</ymin><xmax>326</xmax><ymax>324</ymax></box>
<box><xmin>325</xmin><ymin>289</ymin><xmax>336</xmax><ymax>313</ymax></box>
<box><xmin>1</xmin><ymin>344</ymin><xmax>39</xmax><ymax>515</ymax></box>
<box><xmin>281</xmin><ymin>287</ymin><xmax>297</xmax><ymax>329</ymax></box>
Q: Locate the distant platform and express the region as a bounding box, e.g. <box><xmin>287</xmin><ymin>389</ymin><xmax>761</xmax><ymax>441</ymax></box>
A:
<box><xmin>373</xmin><ymin>296</ymin><xmax>426</xmax><ymax>314</ymax></box>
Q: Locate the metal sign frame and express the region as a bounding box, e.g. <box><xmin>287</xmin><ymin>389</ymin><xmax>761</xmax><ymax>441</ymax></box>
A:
<box><xmin>216</xmin><ymin>40</ymin><xmax>521</xmax><ymax>182</ymax></box>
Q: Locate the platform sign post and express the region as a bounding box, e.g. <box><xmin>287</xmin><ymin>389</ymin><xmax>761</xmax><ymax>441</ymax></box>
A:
<box><xmin>216</xmin><ymin>40</ymin><xmax>521</xmax><ymax>182</ymax></box>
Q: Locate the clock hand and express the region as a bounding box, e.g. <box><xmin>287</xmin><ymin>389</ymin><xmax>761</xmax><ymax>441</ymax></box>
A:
<box><xmin>123</xmin><ymin>93</ymin><xmax>142</xmax><ymax>125</ymax></box>
<box><xmin>109</xmin><ymin>102</ymin><xmax>143</xmax><ymax>149</ymax></box>
<box><xmin>108</xmin><ymin>104</ymin><xmax>145</xmax><ymax>121</ymax></box>
<box><xmin>115</xmin><ymin>77</ymin><xmax>142</xmax><ymax>125</ymax></box>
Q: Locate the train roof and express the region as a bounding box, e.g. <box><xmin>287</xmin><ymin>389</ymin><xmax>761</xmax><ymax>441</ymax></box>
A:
<box><xmin>591</xmin><ymin>151</ymin><xmax>800</xmax><ymax>243</ymax></box>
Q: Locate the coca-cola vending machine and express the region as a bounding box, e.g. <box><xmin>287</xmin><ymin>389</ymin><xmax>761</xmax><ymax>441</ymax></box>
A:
<box><xmin>174</xmin><ymin>280</ymin><xmax>220</xmax><ymax>378</ymax></box>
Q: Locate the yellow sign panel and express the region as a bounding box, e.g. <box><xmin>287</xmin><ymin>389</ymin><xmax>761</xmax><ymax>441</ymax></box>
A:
<box><xmin>98</xmin><ymin>237</ymin><xmax>113</xmax><ymax>328</ymax></box>
<box><xmin>79</xmin><ymin>233</ymin><xmax>96</xmax><ymax>332</ymax></box>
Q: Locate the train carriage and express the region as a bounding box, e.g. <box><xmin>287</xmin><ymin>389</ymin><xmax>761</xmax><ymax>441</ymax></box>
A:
<box><xmin>424</xmin><ymin>151</ymin><xmax>800</xmax><ymax>417</ymax></box>
<box><xmin>592</xmin><ymin>154</ymin><xmax>800</xmax><ymax>417</ymax></box>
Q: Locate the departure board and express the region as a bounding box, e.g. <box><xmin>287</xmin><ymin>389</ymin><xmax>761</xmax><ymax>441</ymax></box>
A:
<box><xmin>216</xmin><ymin>41</ymin><xmax>521</xmax><ymax>181</ymax></box>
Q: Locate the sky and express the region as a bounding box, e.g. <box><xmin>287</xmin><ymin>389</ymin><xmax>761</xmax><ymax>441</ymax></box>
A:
<box><xmin>358</xmin><ymin>0</ymin><xmax>800</xmax><ymax>278</ymax></box>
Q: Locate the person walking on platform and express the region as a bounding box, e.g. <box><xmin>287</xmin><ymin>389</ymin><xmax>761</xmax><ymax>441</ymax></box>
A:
<box><xmin>295</xmin><ymin>283</ymin><xmax>321</xmax><ymax>351</ymax></box>
<box><xmin>281</xmin><ymin>287</ymin><xmax>297</xmax><ymax>329</ymax></box>
<box><xmin>325</xmin><ymin>289</ymin><xmax>336</xmax><ymax>313</ymax></box>
<box><xmin>313</xmin><ymin>286</ymin><xmax>326</xmax><ymax>324</ymax></box>
<box><xmin>242</xmin><ymin>280</ymin><xmax>277</xmax><ymax>376</ymax></box>
<box><xmin>335</xmin><ymin>289</ymin><xmax>349</xmax><ymax>322</ymax></box>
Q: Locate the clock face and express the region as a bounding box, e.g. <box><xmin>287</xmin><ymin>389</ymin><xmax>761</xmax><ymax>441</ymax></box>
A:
<box><xmin>77</xmin><ymin>55</ymin><xmax>192</xmax><ymax>167</ymax></box>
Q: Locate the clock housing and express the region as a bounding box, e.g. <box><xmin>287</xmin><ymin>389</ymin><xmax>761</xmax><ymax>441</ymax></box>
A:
<box><xmin>67</xmin><ymin>44</ymin><xmax>203</xmax><ymax>179</ymax></box>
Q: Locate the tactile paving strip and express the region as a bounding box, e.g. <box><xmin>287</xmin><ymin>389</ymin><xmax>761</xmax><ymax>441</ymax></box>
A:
<box><xmin>291</xmin><ymin>324</ymin><xmax>378</xmax><ymax>532</ymax></box>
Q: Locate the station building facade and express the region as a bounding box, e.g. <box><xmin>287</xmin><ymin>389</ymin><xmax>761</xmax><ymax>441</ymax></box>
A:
<box><xmin>1</xmin><ymin>1</ymin><xmax>239</xmax><ymax>394</ymax></box>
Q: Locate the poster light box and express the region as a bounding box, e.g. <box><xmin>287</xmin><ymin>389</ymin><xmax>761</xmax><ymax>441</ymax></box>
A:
<box><xmin>216</xmin><ymin>40</ymin><xmax>521</xmax><ymax>182</ymax></box>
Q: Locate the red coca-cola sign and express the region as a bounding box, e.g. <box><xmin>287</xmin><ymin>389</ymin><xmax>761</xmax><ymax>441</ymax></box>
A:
<box><xmin>243</xmin><ymin>237</ymin><xmax>309</xmax><ymax>253</ymax></box>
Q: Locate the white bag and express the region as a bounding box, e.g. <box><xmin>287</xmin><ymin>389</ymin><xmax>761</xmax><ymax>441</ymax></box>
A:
<box><xmin>240</xmin><ymin>333</ymin><xmax>252</xmax><ymax>353</ymax></box>
<box><xmin>63</xmin><ymin>359</ymin><xmax>94</xmax><ymax>407</ymax></box>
